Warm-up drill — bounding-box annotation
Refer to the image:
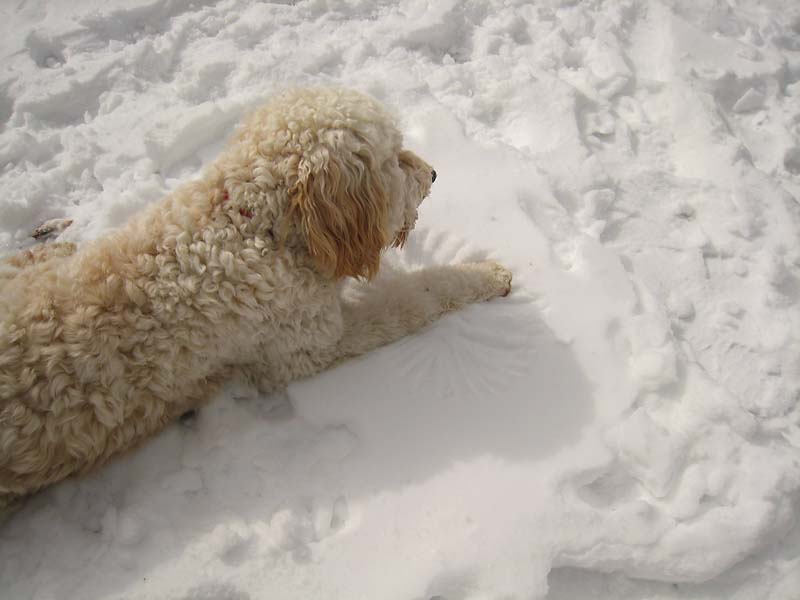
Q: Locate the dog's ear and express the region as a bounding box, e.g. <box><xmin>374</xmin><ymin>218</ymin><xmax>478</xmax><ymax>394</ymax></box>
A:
<box><xmin>288</xmin><ymin>141</ymin><xmax>389</xmax><ymax>280</ymax></box>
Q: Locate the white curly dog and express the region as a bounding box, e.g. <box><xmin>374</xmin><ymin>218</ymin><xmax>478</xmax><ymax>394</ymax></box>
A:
<box><xmin>0</xmin><ymin>87</ymin><xmax>512</xmax><ymax>512</ymax></box>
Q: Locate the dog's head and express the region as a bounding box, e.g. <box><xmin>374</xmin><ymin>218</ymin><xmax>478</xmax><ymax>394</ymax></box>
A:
<box><xmin>243</xmin><ymin>88</ymin><xmax>435</xmax><ymax>280</ymax></box>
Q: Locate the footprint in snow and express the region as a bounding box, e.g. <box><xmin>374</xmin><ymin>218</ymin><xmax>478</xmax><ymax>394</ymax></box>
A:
<box><xmin>264</xmin><ymin>495</ymin><xmax>350</xmax><ymax>563</ymax></box>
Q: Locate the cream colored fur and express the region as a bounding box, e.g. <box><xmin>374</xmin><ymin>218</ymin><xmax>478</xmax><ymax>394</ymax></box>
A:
<box><xmin>0</xmin><ymin>88</ymin><xmax>511</xmax><ymax>512</ymax></box>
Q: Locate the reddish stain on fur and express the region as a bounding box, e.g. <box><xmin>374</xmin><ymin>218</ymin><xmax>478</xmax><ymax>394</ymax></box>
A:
<box><xmin>222</xmin><ymin>189</ymin><xmax>252</xmax><ymax>218</ymax></box>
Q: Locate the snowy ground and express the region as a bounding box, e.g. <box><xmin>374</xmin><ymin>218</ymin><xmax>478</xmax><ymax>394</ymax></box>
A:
<box><xmin>1</xmin><ymin>0</ymin><xmax>800</xmax><ymax>598</ymax></box>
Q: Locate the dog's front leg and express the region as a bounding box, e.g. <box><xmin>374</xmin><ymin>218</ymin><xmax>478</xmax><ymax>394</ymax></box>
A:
<box><xmin>334</xmin><ymin>260</ymin><xmax>512</xmax><ymax>362</ymax></box>
<box><xmin>235</xmin><ymin>261</ymin><xmax>511</xmax><ymax>391</ymax></box>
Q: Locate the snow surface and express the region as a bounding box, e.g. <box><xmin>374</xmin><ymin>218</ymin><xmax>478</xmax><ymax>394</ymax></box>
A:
<box><xmin>1</xmin><ymin>0</ymin><xmax>800</xmax><ymax>598</ymax></box>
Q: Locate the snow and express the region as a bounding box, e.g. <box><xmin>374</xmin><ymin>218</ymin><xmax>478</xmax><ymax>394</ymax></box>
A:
<box><xmin>1</xmin><ymin>0</ymin><xmax>800</xmax><ymax>598</ymax></box>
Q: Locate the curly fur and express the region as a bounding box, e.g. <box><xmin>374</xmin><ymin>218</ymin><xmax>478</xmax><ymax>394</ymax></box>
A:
<box><xmin>0</xmin><ymin>88</ymin><xmax>511</xmax><ymax>511</ymax></box>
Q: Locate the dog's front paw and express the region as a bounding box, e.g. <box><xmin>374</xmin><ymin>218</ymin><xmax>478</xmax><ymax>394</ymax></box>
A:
<box><xmin>476</xmin><ymin>260</ymin><xmax>512</xmax><ymax>299</ymax></box>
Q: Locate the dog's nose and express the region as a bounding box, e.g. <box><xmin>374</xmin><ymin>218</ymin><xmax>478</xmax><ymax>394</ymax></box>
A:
<box><xmin>431</xmin><ymin>169</ymin><xmax>437</xmax><ymax>183</ymax></box>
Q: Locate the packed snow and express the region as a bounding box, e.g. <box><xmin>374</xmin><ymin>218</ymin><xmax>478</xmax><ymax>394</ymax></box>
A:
<box><xmin>1</xmin><ymin>0</ymin><xmax>800</xmax><ymax>598</ymax></box>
